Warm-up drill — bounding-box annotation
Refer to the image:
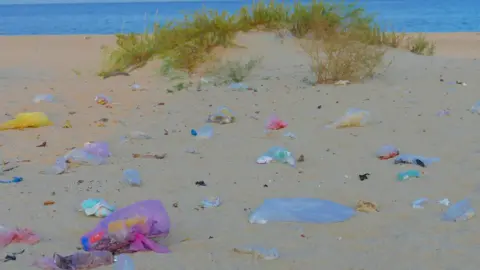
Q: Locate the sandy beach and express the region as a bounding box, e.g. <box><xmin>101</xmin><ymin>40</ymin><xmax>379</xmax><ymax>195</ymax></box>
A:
<box><xmin>1</xmin><ymin>32</ymin><xmax>480</xmax><ymax>270</ymax></box>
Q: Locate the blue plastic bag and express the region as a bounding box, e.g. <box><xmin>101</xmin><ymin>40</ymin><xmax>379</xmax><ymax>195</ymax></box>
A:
<box><xmin>442</xmin><ymin>198</ymin><xmax>475</xmax><ymax>222</ymax></box>
<box><xmin>394</xmin><ymin>154</ymin><xmax>439</xmax><ymax>167</ymax></box>
<box><xmin>249</xmin><ymin>198</ymin><xmax>355</xmax><ymax>224</ymax></box>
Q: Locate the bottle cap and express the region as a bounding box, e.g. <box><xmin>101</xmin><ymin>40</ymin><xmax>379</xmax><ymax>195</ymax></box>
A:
<box><xmin>81</xmin><ymin>236</ymin><xmax>90</xmax><ymax>251</ymax></box>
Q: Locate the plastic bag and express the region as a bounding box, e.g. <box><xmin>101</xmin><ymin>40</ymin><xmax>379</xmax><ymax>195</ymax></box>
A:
<box><xmin>81</xmin><ymin>198</ymin><xmax>116</xmax><ymax>218</ymax></box>
<box><xmin>33</xmin><ymin>251</ymin><xmax>113</xmax><ymax>270</ymax></box>
<box><xmin>207</xmin><ymin>106</ymin><xmax>235</xmax><ymax>124</ymax></box>
<box><xmin>0</xmin><ymin>112</ymin><xmax>53</xmax><ymax>131</ymax></box>
<box><xmin>81</xmin><ymin>200</ymin><xmax>170</xmax><ymax>254</ymax></box>
<box><xmin>83</xmin><ymin>141</ymin><xmax>111</xmax><ymax>158</ymax></box>
<box><xmin>233</xmin><ymin>246</ymin><xmax>279</xmax><ymax>260</ymax></box>
<box><xmin>64</xmin><ymin>149</ymin><xmax>107</xmax><ymax>166</ymax></box>
<box><xmin>114</xmin><ymin>254</ymin><xmax>134</xmax><ymax>270</ymax></box>
<box><xmin>191</xmin><ymin>124</ymin><xmax>213</xmax><ymax>139</ymax></box>
<box><xmin>256</xmin><ymin>146</ymin><xmax>295</xmax><ymax>167</ymax></box>
<box><xmin>394</xmin><ymin>154</ymin><xmax>440</xmax><ymax>167</ymax></box>
<box><xmin>265</xmin><ymin>114</ymin><xmax>287</xmax><ymax>131</ymax></box>
<box><xmin>325</xmin><ymin>108</ymin><xmax>371</xmax><ymax>129</ymax></box>
<box><xmin>249</xmin><ymin>198</ymin><xmax>355</xmax><ymax>224</ymax></box>
<box><xmin>33</xmin><ymin>94</ymin><xmax>54</xmax><ymax>103</ymax></box>
<box><xmin>442</xmin><ymin>198</ymin><xmax>475</xmax><ymax>222</ymax></box>
<box><xmin>0</xmin><ymin>226</ymin><xmax>40</xmax><ymax>248</ymax></box>
<box><xmin>376</xmin><ymin>145</ymin><xmax>399</xmax><ymax>160</ymax></box>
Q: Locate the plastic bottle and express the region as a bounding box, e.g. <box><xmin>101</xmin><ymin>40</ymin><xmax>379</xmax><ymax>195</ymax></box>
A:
<box><xmin>123</xmin><ymin>169</ymin><xmax>142</xmax><ymax>186</ymax></box>
<box><xmin>396</xmin><ymin>170</ymin><xmax>422</xmax><ymax>181</ymax></box>
<box><xmin>114</xmin><ymin>254</ymin><xmax>135</xmax><ymax>270</ymax></box>
<box><xmin>191</xmin><ymin>124</ymin><xmax>213</xmax><ymax>139</ymax></box>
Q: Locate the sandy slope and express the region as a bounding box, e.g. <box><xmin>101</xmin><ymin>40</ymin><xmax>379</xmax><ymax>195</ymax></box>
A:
<box><xmin>1</xmin><ymin>32</ymin><xmax>480</xmax><ymax>270</ymax></box>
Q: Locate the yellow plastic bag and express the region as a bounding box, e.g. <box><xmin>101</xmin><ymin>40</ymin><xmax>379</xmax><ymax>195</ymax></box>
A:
<box><xmin>0</xmin><ymin>112</ymin><xmax>53</xmax><ymax>131</ymax></box>
<box><xmin>325</xmin><ymin>108</ymin><xmax>371</xmax><ymax>129</ymax></box>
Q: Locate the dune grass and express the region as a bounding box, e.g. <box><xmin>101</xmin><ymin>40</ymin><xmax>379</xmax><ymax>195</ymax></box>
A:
<box><xmin>407</xmin><ymin>33</ymin><xmax>436</xmax><ymax>56</ymax></box>
<box><xmin>98</xmin><ymin>0</ymin><xmax>435</xmax><ymax>84</ymax></box>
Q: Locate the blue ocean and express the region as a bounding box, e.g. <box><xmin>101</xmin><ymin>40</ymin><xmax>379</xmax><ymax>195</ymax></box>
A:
<box><xmin>0</xmin><ymin>0</ymin><xmax>479</xmax><ymax>35</ymax></box>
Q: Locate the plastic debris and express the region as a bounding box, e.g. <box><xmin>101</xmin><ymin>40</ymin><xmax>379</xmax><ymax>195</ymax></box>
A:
<box><xmin>394</xmin><ymin>154</ymin><xmax>439</xmax><ymax>167</ymax></box>
<box><xmin>334</xmin><ymin>80</ymin><xmax>351</xmax><ymax>86</ymax></box>
<box><xmin>114</xmin><ymin>254</ymin><xmax>135</xmax><ymax>270</ymax></box>
<box><xmin>355</xmin><ymin>200</ymin><xmax>379</xmax><ymax>213</ymax></box>
<box><xmin>33</xmin><ymin>94</ymin><xmax>54</xmax><ymax>103</ymax></box>
<box><xmin>376</xmin><ymin>145</ymin><xmax>399</xmax><ymax>160</ymax></box>
<box><xmin>396</xmin><ymin>170</ymin><xmax>423</xmax><ymax>181</ymax></box>
<box><xmin>191</xmin><ymin>124</ymin><xmax>214</xmax><ymax>139</ymax></box>
<box><xmin>249</xmin><ymin>198</ymin><xmax>356</xmax><ymax>224</ymax></box>
<box><xmin>0</xmin><ymin>176</ymin><xmax>23</xmax><ymax>184</ymax></box>
<box><xmin>123</xmin><ymin>169</ymin><xmax>142</xmax><ymax>186</ymax></box>
<box><xmin>412</xmin><ymin>198</ymin><xmax>428</xmax><ymax>209</ymax></box>
<box><xmin>0</xmin><ymin>226</ymin><xmax>40</xmax><ymax>248</ymax></box>
<box><xmin>95</xmin><ymin>94</ymin><xmax>111</xmax><ymax>106</ymax></box>
<box><xmin>442</xmin><ymin>198</ymin><xmax>475</xmax><ymax>222</ymax></box>
<box><xmin>233</xmin><ymin>246</ymin><xmax>279</xmax><ymax>260</ymax></box>
<box><xmin>436</xmin><ymin>109</ymin><xmax>450</xmax><ymax>116</ymax></box>
<box><xmin>81</xmin><ymin>200</ymin><xmax>170</xmax><ymax>254</ymax></box>
<box><xmin>81</xmin><ymin>198</ymin><xmax>116</xmax><ymax>218</ymax></box>
<box><xmin>265</xmin><ymin>114</ymin><xmax>287</xmax><ymax>131</ymax></box>
<box><xmin>83</xmin><ymin>141</ymin><xmax>111</xmax><ymax>158</ymax></box>
<box><xmin>64</xmin><ymin>148</ymin><xmax>106</xmax><ymax>166</ymax></box>
<box><xmin>257</xmin><ymin>146</ymin><xmax>295</xmax><ymax>167</ymax></box>
<box><xmin>0</xmin><ymin>112</ymin><xmax>53</xmax><ymax>131</ymax></box>
<box><xmin>438</xmin><ymin>198</ymin><xmax>450</xmax><ymax>206</ymax></box>
<box><xmin>207</xmin><ymin>106</ymin><xmax>235</xmax><ymax>124</ymax></box>
<box><xmin>201</xmin><ymin>197</ymin><xmax>221</xmax><ymax>208</ymax></box>
<box><xmin>283</xmin><ymin>132</ymin><xmax>296</xmax><ymax>139</ymax></box>
<box><xmin>33</xmin><ymin>251</ymin><xmax>114</xmax><ymax>270</ymax></box>
<box><xmin>325</xmin><ymin>108</ymin><xmax>371</xmax><ymax>129</ymax></box>
<box><xmin>40</xmin><ymin>157</ymin><xmax>68</xmax><ymax>175</ymax></box>
<box><xmin>471</xmin><ymin>101</ymin><xmax>480</xmax><ymax>114</ymax></box>
<box><xmin>228</xmin><ymin>83</ymin><xmax>249</xmax><ymax>91</ymax></box>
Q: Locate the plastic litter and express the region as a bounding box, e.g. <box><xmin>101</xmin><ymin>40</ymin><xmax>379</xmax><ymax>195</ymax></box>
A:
<box><xmin>436</xmin><ymin>109</ymin><xmax>450</xmax><ymax>116</ymax></box>
<box><xmin>228</xmin><ymin>83</ymin><xmax>249</xmax><ymax>91</ymax></box>
<box><xmin>123</xmin><ymin>169</ymin><xmax>142</xmax><ymax>186</ymax></box>
<box><xmin>394</xmin><ymin>154</ymin><xmax>439</xmax><ymax>167</ymax></box>
<box><xmin>265</xmin><ymin>114</ymin><xmax>287</xmax><ymax>131</ymax></box>
<box><xmin>0</xmin><ymin>112</ymin><xmax>53</xmax><ymax>131</ymax></box>
<box><xmin>438</xmin><ymin>198</ymin><xmax>450</xmax><ymax>206</ymax></box>
<box><xmin>33</xmin><ymin>251</ymin><xmax>114</xmax><ymax>270</ymax></box>
<box><xmin>81</xmin><ymin>198</ymin><xmax>116</xmax><ymax>218</ymax></box>
<box><xmin>355</xmin><ymin>200</ymin><xmax>379</xmax><ymax>213</ymax></box>
<box><xmin>201</xmin><ymin>197</ymin><xmax>221</xmax><ymax>208</ymax></box>
<box><xmin>64</xmin><ymin>148</ymin><xmax>106</xmax><ymax>166</ymax></box>
<box><xmin>442</xmin><ymin>198</ymin><xmax>475</xmax><ymax>222</ymax></box>
<box><xmin>471</xmin><ymin>101</ymin><xmax>480</xmax><ymax>114</ymax></box>
<box><xmin>283</xmin><ymin>132</ymin><xmax>296</xmax><ymax>139</ymax></box>
<box><xmin>207</xmin><ymin>106</ymin><xmax>235</xmax><ymax>124</ymax></box>
<box><xmin>114</xmin><ymin>254</ymin><xmax>135</xmax><ymax>270</ymax></box>
<box><xmin>0</xmin><ymin>176</ymin><xmax>23</xmax><ymax>184</ymax></box>
<box><xmin>256</xmin><ymin>146</ymin><xmax>295</xmax><ymax>167</ymax></box>
<box><xmin>325</xmin><ymin>108</ymin><xmax>371</xmax><ymax>129</ymax></box>
<box><xmin>249</xmin><ymin>198</ymin><xmax>356</xmax><ymax>224</ymax></box>
<box><xmin>191</xmin><ymin>124</ymin><xmax>213</xmax><ymax>139</ymax></box>
<box><xmin>95</xmin><ymin>94</ymin><xmax>111</xmax><ymax>106</ymax></box>
<box><xmin>412</xmin><ymin>198</ymin><xmax>428</xmax><ymax>209</ymax></box>
<box><xmin>33</xmin><ymin>94</ymin><xmax>54</xmax><ymax>103</ymax></box>
<box><xmin>0</xmin><ymin>226</ymin><xmax>40</xmax><ymax>248</ymax></box>
<box><xmin>83</xmin><ymin>141</ymin><xmax>111</xmax><ymax>158</ymax></box>
<box><xmin>233</xmin><ymin>246</ymin><xmax>279</xmax><ymax>260</ymax></box>
<box><xmin>376</xmin><ymin>145</ymin><xmax>399</xmax><ymax>160</ymax></box>
<box><xmin>128</xmin><ymin>131</ymin><xmax>152</xmax><ymax>140</ymax></box>
<box><xmin>81</xmin><ymin>200</ymin><xmax>170</xmax><ymax>254</ymax></box>
<box><xmin>396</xmin><ymin>170</ymin><xmax>423</xmax><ymax>181</ymax></box>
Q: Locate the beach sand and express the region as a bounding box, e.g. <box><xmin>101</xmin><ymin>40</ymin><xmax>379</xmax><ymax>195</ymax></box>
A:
<box><xmin>1</xmin><ymin>32</ymin><xmax>480</xmax><ymax>270</ymax></box>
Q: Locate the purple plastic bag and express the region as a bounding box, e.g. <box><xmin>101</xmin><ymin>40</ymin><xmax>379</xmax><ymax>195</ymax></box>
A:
<box><xmin>81</xmin><ymin>200</ymin><xmax>170</xmax><ymax>254</ymax></box>
<box><xmin>83</xmin><ymin>142</ymin><xmax>111</xmax><ymax>158</ymax></box>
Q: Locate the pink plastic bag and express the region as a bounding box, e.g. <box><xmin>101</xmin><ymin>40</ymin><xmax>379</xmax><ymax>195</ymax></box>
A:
<box><xmin>265</xmin><ymin>114</ymin><xmax>287</xmax><ymax>131</ymax></box>
<box><xmin>0</xmin><ymin>226</ymin><xmax>40</xmax><ymax>248</ymax></box>
<box><xmin>81</xmin><ymin>200</ymin><xmax>170</xmax><ymax>254</ymax></box>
